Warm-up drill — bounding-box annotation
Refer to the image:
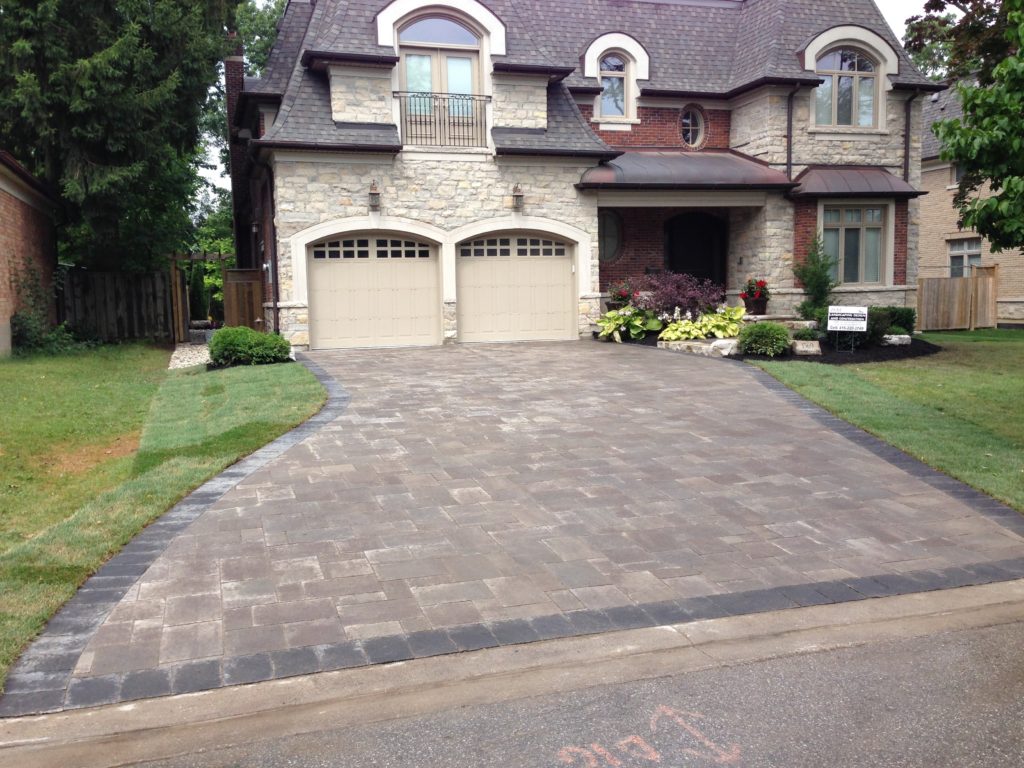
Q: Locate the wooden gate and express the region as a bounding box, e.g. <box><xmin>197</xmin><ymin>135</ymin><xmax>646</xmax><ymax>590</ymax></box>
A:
<box><xmin>917</xmin><ymin>265</ymin><xmax>999</xmax><ymax>331</ymax></box>
<box><xmin>223</xmin><ymin>269</ymin><xmax>265</xmax><ymax>330</ymax></box>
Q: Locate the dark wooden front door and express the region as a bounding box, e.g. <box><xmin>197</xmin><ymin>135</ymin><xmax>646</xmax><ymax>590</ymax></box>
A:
<box><xmin>664</xmin><ymin>212</ymin><xmax>728</xmax><ymax>284</ymax></box>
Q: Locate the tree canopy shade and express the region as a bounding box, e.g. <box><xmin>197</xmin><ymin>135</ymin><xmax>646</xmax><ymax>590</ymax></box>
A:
<box><xmin>0</xmin><ymin>0</ymin><xmax>242</xmax><ymax>270</ymax></box>
<box><xmin>904</xmin><ymin>1</ymin><xmax>1016</xmax><ymax>84</ymax></box>
<box><xmin>935</xmin><ymin>0</ymin><xmax>1024</xmax><ymax>251</ymax></box>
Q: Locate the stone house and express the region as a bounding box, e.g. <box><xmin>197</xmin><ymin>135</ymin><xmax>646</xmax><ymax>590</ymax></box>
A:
<box><xmin>0</xmin><ymin>151</ymin><xmax>57</xmax><ymax>355</ymax></box>
<box><xmin>227</xmin><ymin>0</ymin><xmax>939</xmax><ymax>350</ymax></box>
<box><xmin>918</xmin><ymin>85</ymin><xmax>1024</xmax><ymax>323</ymax></box>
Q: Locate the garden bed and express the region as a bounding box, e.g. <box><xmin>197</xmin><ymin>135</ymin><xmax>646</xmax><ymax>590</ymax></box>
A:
<box><xmin>732</xmin><ymin>337</ymin><xmax>941</xmax><ymax>365</ymax></box>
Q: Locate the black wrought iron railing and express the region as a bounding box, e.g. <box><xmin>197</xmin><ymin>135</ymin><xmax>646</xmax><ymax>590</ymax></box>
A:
<box><xmin>394</xmin><ymin>91</ymin><xmax>490</xmax><ymax>148</ymax></box>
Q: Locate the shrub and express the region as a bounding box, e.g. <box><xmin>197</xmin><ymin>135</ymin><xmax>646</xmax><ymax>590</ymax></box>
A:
<box><xmin>634</xmin><ymin>272</ymin><xmax>724</xmax><ymax>320</ymax></box>
<box><xmin>209</xmin><ymin>326</ymin><xmax>292</xmax><ymax>366</ymax></box>
<box><xmin>880</xmin><ymin>306</ymin><xmax>916</xmax><ymax>333</ymax></box>
<box><xmin>792</xmin><ymin>235</ymin><xmax>837</xmax><ymax>313</ymax></box>
<box><xmin>738</xmin><ymin>322</ymin><xmax>790</xmax><ymax>357</ymax></box>
<box><xmin>792</xmin><ymin>327</ymin><xmax>822</xmax><ymax>341</ymax></box>
<box><xmin>595</xmin><ymin>306</ymin><xmax>663</xmax><ymax>343</ymax></box>
<box><xmin>188</xmin><ymin>263</ymin><xmax>208</xmax><ymax>321</ymax></box>
<box><xmin>887</xmin><ymin>325</ymin><xmax>910</xmax><ymax>336</ymax></box>
<box><xmin>824</xmin><ymin>307</ymin><xmax>890</xmax><ymax>349</ymax></box>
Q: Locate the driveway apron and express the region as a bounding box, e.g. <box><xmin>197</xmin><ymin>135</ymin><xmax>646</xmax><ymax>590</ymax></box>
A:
<box><xmin>5</xmin><ymin>342</ymin><xmax>1024</xmax><ymax>715</ymax></box>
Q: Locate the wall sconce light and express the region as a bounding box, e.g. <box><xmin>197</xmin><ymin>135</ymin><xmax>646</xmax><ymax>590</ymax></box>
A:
<box><xmin>368</xmin><ymin>180</ymin><xmax>381</xmax><ymax>211</ymax></box>
<box><xmin>512</xmin><ymin>183</ymin><xmax>524</xmax><ymax>211</ymax></box>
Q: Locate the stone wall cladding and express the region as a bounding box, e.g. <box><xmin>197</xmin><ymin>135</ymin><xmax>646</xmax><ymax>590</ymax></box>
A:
<box><xmin>492</xmin><ymin>78</ymin><xmax>547</xmax><ymax>129</ymax></box>
<box><xmin>329</xmin><ymin>66</ymin><xmax>393</xmax><ymax>124</ymax></box>
<box><xmin>272</xmin><ymin>154</ymin><xmax>599</xmax><ymax>342</ymax></box>
<box><xmin>0</xmin><ymin>184</ymin><xmax>56</xmax><ymax>331</ymax></box>
<box><xmin>578</xmin><ymin>104</ymin><xmax>731</xmax><ymax>149</ymax></box>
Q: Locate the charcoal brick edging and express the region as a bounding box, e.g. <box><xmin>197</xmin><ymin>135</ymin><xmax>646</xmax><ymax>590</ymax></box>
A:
<box><xmin>8</xmin><ymin>555</ymin><xmax>1024</xmax><ymax>715</ymax></box>
<box><xmin>0</xmin><ymin>355</ymin><xmax>349</xmax><ymax>719</ymax></box>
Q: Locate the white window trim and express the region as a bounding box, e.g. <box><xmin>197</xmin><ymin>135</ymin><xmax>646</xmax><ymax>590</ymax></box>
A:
<box><xmin>583</xmin><ymin>33</ymin><xmax>649</xmax><ymax>123</ymax></box>
<box><xmin>817</xmin><ymin>198</ymin><xmax>896</xmax><ymax>286</ymax></box>
<box><xmin>803</xmin><ymin>26</ymin><xmax>898</xmax><ymax>134</ymax></box>
<box><xmin>376</xmin><ymin>0</ymin><xmax>505</xmax><ymax>54</ymax></box>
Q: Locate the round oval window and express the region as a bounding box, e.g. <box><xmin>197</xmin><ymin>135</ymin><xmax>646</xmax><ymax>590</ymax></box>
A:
<box><xmin>681</xmin><ymin>107</ymin><xmax>705</xmax><ymax>148</ymax></box>
<box><xmin>599</xmin><ymin>211</ymin><xmax>622</xmax><ymax>263</ymax></box>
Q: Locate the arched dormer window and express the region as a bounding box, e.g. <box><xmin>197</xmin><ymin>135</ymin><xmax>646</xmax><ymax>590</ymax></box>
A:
<box><xmin>396</xmin><ymin>15</ymin><xmax>486</xmax><ymax>146</ymax></box>
<box><xmin>598</xmin><ymin>52</ymin><xmax>630</xmax><ymax>118</ymax></box>
<box><xmin>814</xmin><ymin>48</ymin><xmax>877</xmax><ymax>128</ymax></box>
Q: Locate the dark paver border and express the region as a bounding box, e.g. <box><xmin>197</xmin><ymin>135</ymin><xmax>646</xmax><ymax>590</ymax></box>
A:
<box><xmin>0</xmin><ymin>355</ymin><xmax>349</xmax><ymax>718</ymax></box>
<box><xmin>3</xmin><ymin>347</ymin><xmax>1024</xmax><ymax>718</ymax></box>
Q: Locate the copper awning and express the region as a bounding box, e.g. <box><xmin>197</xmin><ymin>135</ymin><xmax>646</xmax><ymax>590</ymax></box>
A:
<box><xmin>790</xmin><ymin>166</ymin><xmax>925</xmax><ymax>198</ymax></box>
<box><xmin>576</xmin><ymin>151</ymin><xmax>797</xmax><ymax>190</ymax></box>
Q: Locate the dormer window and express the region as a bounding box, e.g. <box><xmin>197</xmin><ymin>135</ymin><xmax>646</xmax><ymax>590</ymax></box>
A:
<box><xmin>814</xmin><ymin>48</ymin><xmax>878</xmax><ymax>128</ymax></box>
<box><xmin>599</xmin><ymin>53</ymin><xmax>629</xmax><ymax>118</ymax></box>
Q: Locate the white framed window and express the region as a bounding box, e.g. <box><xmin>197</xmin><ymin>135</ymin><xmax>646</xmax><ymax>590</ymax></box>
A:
<box><xmin>458</xmin><ymin>235</ymin><xmax>568</xmax><ymax>258</ymax></box>
<box><xmin>311</xmin><ymin>236</ymin><xmax>432</xmax><ymax>260</ymax></box>
<box><xmin>680</xmin><ymin>106</ymin><xmax>706</xmax><ymax>148</ymax></box>
<box><xmin>598</xmin><ymin>52</ymin><xmax>629</xmax><ymax>118</ymax></box>
<box><xmin>814</xmin><ymin>48</ymin><xmax>878</xmax><ymax>128</ymax></box>
<box><xmin>949</xmin><ymin>238</ymin><xmax>982</xmax><ymax>277</ymax></box>
<box><xmin>582</xmin><ymin>33</ymin><xmax>649</xmax><ymax>126</ymax></box>
<box><xmin>822</xmin><ymin>205</ymin><xmax>886</xmax><ymax>284</ymax></box>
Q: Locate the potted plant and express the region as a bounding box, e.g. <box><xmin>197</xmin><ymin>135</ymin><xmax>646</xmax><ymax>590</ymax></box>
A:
<box><xmin>739</xmin><ymin>278</ymin><xmax>770</xmax><ymax>315</ymax></box>
<box><xmin>606</xmin><ymin>278</ymin><xmax>638</xmax><ymax>311</ymax></box>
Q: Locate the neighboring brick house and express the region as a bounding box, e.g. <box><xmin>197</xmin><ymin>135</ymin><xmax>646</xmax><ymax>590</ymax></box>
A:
<box><xmin>919</xmin><ymin>86</ymin><xmax>1024</xmax><ymax>323</ymax></box>
<box><xmin>228</xmin><ymin>0</ymin><xmax>939</xmax><ymax>350</ymax></box>
<box><xmin>0</xmin><ymin>151</ymin><xmax>57</xmax><ymax>355</ymax></box>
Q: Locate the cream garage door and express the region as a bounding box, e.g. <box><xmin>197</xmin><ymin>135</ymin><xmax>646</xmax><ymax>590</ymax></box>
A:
<box><xmin>308</xmin><ymin>235</ymin><xmax>441</xmax><ymax>349</ymax></box>
<box><xmin>457</xmin><ymin>235</ymin><xmax>576</xmax><ymax>342</ymax></box>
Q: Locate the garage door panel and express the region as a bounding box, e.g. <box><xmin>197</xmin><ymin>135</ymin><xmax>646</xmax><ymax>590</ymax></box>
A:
<box><xmin>309</xmin><ymin>238</ymin><xmax>440</xmax><ymax>350</ymax></box>
<box><xmin>457</xmin><ymin>235</ymin><xmax>575</xmax><ymax>343</ymax></box>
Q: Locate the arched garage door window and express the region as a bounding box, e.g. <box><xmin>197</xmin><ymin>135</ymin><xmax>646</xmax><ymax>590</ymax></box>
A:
<box><xmin>307</xmin><ymin>233</ymin><xmax>440</xmax><ymax>349</ymax></box>
<box><xmin>456</xmin><ymin>232</ymin><xmax>575</xmax><ymax>342</ymax></box>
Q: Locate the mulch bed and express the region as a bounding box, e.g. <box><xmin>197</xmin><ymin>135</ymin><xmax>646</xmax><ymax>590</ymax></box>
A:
<box><xmin>733</xmin><ymin>337</ymin><xmax>942</xmax><ymax>365</ymax></box>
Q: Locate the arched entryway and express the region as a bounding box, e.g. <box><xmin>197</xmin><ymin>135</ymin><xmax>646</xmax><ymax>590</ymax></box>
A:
<box><xmin>664</xmin><ymin>212</ymin><xmax>728</xmax><ymax>285</ymax></box>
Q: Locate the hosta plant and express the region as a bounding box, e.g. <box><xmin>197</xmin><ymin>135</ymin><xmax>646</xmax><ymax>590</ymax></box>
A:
<box><xmin>659</xmin><ymin>305</ymin><xmax>746</xmax><ymax>341</ymax></box>
<box><xmin>596</xmin><ymin>306</ymin><xmax>663</xmax><ymax>343</ymax></box>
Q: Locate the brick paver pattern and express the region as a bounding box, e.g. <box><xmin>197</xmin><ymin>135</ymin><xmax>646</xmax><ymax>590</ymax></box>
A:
<box><xmin>71</xmin><ymin>343</ymin><xmax>1024</xmax><ymax>680</ymax></box>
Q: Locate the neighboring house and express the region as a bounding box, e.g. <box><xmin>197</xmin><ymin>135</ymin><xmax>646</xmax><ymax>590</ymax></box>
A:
<box><xmin>0</xmin><ymin>151</ymin><xmax>56</xmax><ymax>355</ymax></box>
<box><xmin>227</xmin><ymin>0</ymin><xmax>939</xmax><ymax>350</ymax></box>
<box><xmin>919</xmin><ymin>85</ymin><xmax>1024</xmax><ymax>323</ymax></box>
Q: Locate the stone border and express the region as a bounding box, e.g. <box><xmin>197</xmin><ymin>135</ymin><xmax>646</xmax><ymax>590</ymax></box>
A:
<box><xmin>0</xmin><ymin>356</ymin><xmax>349</xmax><ymax>718</ymax></box>
<box><xmin>4</xmin><ymin>349</ymin><xmax>1024</xmax><ymax>718</ymax></box>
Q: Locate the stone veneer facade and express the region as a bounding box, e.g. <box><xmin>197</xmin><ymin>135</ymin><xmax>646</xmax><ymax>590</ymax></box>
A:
<box><xmin>270</xmin><ymin>152</ymin><xmax>601</xmax><ymax>347</ymax></box>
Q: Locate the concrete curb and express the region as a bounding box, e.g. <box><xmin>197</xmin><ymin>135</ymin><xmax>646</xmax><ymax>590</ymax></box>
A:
<box><xmin>3</xmin><ymin>579</ymin><xmax>1024</xmax><ymax>768</ymax></box>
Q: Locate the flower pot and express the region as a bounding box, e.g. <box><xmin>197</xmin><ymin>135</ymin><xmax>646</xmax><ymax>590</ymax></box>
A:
<box><xmin>743</xmin><ymin>297</ymin><xmax>768</xmax><ymax>315</ymax></box>
<box><xmin>606</xmin><ymin>300</ymin><xmax>627</xmax><ymax>311</ymax></box>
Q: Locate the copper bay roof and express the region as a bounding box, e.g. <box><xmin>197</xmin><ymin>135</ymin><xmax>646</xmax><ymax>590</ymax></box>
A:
<box><xmin>576</xmin><ymin>151</ymin><xmax>797</xmax><ymax>190</ymax></box>
<box><xmin>791</xmin><ymin>166</ymin><xmax>926</xmax><ymax>198</ymax></box>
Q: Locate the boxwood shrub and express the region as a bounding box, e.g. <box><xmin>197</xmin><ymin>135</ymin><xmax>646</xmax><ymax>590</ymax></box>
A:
<box><xmin>209</xmin><ymin>326</ymin><xmax>292</xmax><ymax>366</ymax></box>
<box><xmin>738</xmin><ymin>321</ymin><xmax>790</xmax><ymax>357</ymax></box>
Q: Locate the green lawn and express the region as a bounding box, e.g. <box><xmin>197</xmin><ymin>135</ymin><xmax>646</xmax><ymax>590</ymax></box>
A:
<box><xmin>755</xmin><ymin>329</ymin><xmax>1024</xmax><ymax>512</ymax></box>
<box><xmin>0</xmin><ymin>347</ymin><xmax>326</xmax><ymax>686</ymax></box>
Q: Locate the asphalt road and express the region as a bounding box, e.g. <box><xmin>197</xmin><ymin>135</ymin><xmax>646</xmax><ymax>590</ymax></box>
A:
<box><xmin>139</xmin><ymin>621</ymin><xmax>1024</xmax><ymax>768</ymax></box>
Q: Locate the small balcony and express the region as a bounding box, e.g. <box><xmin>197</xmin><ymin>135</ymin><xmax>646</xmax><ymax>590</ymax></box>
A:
<box><xmin>395</xmin><ymin>91</ymin><xmax>490</xmax><ymax>148</ymax></box>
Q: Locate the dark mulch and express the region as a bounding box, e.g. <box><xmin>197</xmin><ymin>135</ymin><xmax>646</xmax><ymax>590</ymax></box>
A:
<box><xmin>733</xmin><ymin>337</ymin><xmax>942</xmax><ymax>365</ymax></box>
<box><xmin>592</xmin><ymin>332</ymin><xmax>661</xmax><ymax>347</ymax></box>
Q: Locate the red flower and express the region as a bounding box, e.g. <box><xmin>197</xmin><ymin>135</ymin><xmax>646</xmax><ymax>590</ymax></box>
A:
<box><xmin>754</xmin><ymin>290</ymin><xmax>762</xmax><ymax>298</ymax></box>
<box><xmin>739</xmin><ymin>292</ymin><xmax>749</xmax><ymax>299</ymax></box>
<box><xmin>756</xmin><ymin>280</ymin><xmax>767</xmax><ymax>288</ymax></box>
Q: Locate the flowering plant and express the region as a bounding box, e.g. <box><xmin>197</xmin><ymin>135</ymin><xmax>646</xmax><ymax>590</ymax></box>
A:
<box><xmin>607</xmin><ymin>278</ymin><xmax>639</xmax><ymax>304</ymax></box>
<box><xmin>659</xmin><ymin>304</ymin><xmax>746</xmax><ymax>341</ymax></box>
<box><xmin>595</xmin><ymin>305</ymin><xmax>663</xmax><ymax>343</ymax></box>
<box><xmin>739</xmin><ymin>278</ymin><xmax>770</xmax><ymax>301</ymax></box>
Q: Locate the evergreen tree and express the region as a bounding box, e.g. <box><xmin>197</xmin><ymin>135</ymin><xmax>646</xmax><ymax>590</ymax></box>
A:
<box><xmin>0</xmin><ymin>0</ymin><xmax>241</xmax><ymax>270</ymax></box>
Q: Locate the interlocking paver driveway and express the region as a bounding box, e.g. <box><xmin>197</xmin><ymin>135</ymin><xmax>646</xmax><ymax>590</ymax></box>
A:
<box><xmin>10</xmin><ymin>342</ymin><xmax>1024</xmax><ymax>712</ymax></box>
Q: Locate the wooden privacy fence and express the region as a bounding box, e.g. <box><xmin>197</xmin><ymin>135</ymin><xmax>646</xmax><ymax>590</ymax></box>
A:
<box><xmin>223</xmin><ymin>269</ymin><xmax>264</xmax><ymax>331</ymax></box>
<box><xmin>917</xmin><ymin>265</ymin><xmax>999</xmax><ymax>331</ymax></box>
<box><xmin>58</xmin><ymin>268</ymin><xmax>173</xmax><ymax>342</ymax></box>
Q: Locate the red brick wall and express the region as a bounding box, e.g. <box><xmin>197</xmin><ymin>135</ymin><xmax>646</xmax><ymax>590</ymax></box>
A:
<box><xmin>578</xmin><ymin>104</ymin><xmax>731</xmax><ymax>150</ymax></box>
<box><xmin>0</xmin><ymin>186</ymin><xmax>56</xmax><ymax>325</ymax></box>
<box><xmin>894</xmin><ymin>200</ymin><xmax>908</xmax><ymax>285</ymax></box>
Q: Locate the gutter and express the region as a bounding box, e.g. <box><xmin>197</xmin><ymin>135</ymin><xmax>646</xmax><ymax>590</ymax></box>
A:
<box><xmin>786</xmin><ymin>83</ymin><xmax>801</xmax><ymax>180</ymax></box>
<box><xmin>904</xmin><ymin>90</ymin><xmax>922</xmax><ymax>182</ymax></box>
<box><xmin>575</xmin><ymin>182</ymin><xmax>800</xmax><ymax>191</ymax></box>
<box><xmin>252</xmin><ymin>154</ymin><xmax>281</xmax><ymax>335</ymax></box>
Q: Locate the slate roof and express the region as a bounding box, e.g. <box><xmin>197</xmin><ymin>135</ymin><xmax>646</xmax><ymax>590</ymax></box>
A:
<box><xmin>921</xmin><ymin>84</ymin><xmax>963</xmax><ymax>161</ymax></box>
<box><xmin>493</xmin><ymin>84</ymin><xmax>616</xmax><ymax>158</ymax></box>
<box><xmin>243</xmin><ymin>0</ymin><xmax>937</xmax><ymax>154</ymax></box>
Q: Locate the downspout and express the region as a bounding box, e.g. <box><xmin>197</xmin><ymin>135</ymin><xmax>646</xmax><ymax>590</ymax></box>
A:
<box><xmin>786</xmin><ymin>83</ymin><xmax>801</xmax><ymax>180</ymax></box>
<box><xmin>904</xmin><ymin>90</ymin><xmax>921</xmax><ymax>182</ymax></box>
<box><xmin>253</xmin><ymin>155</ymin><xmax>280</xmax><ymax>334</ymax></box>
